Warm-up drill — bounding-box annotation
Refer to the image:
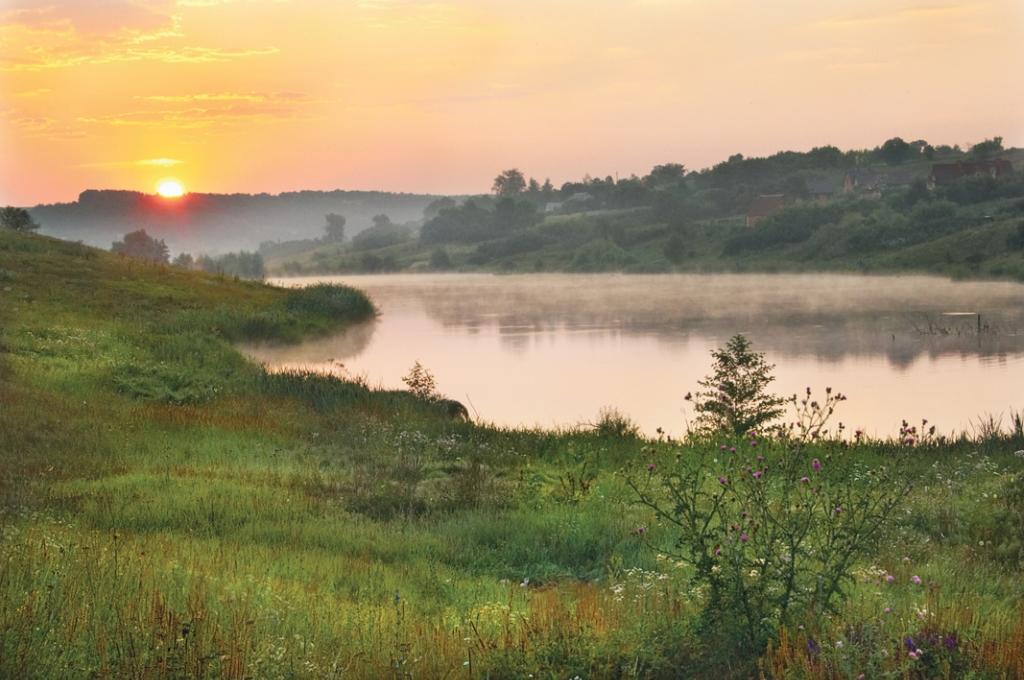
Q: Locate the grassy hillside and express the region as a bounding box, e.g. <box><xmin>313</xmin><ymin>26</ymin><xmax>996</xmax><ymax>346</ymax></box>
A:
<box><xmin>3</xmin><ymin>230</ymin><xmax>1024</xmax><ymax>677</ymax></box>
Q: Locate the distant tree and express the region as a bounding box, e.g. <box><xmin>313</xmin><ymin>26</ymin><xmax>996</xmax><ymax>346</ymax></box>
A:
<box><xmin>429</xmin><ymin>247</ymin><xmax>452</xmax><ymax>269</ymax></box>
<box><xmin>493</xmin><ymin>197</ymin><xmax>539</xmax><ymax>232</ymax></box>
<box><xmin>970</xmin><ymin>136</ymin><xmax>1004</xmax><ymax>158</ymax></box>
<box><xmin>422</xmin><ymin>197</ymin><xmax>456</xmax><ymax>220</ymax></box>
<box><xmin>351</xmin><ymin>219</ymin><xmax>411</xmax><ymax>250</ymax></box>
<box><xmin>906</xmin><ymin>139</ymin><xmax>935</xmax><ymax>159</ymax></box>
<box><xmin>541</xmin><ymin>178</ymin><xmax>555</xmax><ymax>197</ymax></box>
<box><xmin>111</xmin><ymin>229</ymin><xmax>169</xmax><ymax>264</ymax></box>
<box><xmin>323</xmin><ymin>213</ymin><xmax>346</xmax><ymax>243</ymax></box>
<box><xmin>877</xmin><ymin>137</ymin><xmax>914</xmax><ymax>165</ymax></box>
<box><xmin>492</xmin><ymin>169</ymin><xmax>527</xmax><ymax>197</ymax></box>
<box><xmin>783</xmin><ymin>175</ymin><xmax>809</xmax><ymax>201</ymax></box>
<box><xmin>196</xmin><ymin>251</ymin><xmax>264</xmax><ymax>279</ymax></box>
<box><xmin>172</xmin><ymin>252</ymin><xmax>195</xmax><ymax>269</ymax></box>
<box><xmin>0</xmin><ymin>206</ymin><xmax>39</xmax><ymax>232</ymax></box>
<box><xmin>645</xmin><ymin>163</ymin><xmax>687</xmax><ymax>187</ymax></box>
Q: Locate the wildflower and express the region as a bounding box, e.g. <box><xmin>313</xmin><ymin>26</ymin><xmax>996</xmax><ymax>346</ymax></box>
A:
<box><xmin>719</xmin><ymin>444</ymin><xmax>727</xmax><ymax>451</ymax></box>
<box><xmin>943</xmin><ymin>634</ymin><xmax>957</xmax><ymax>650</ymax></box>
<box><xmin>884</xmin><ymin>606</ymin><xmax>892</xmax><ymax>614</ymax></box>
<box><xmin>739</xmin><ymin>532</ymin><xmax>749</xmax><ymax>542</ymax></box>
<box><xmin>902</xmin><ymin>556</ymin><xmax>911</xmax><ymax>563</ymax></box>
<box><xmin>752</xmin><ymin>470</ymin><xmax>763</xmax><ymax>479</ymax></box>
<box><xmin>647</xmin><ymin>463</ymin><xmax>657</xmax><ymax>472</ymax></box>
<box><xmin>756</xmin><ymin>454</ymin><xmax>765</xmax><ymax>462</ymax></box>
<box><xmin>729</xmin><ymin>446</ymin><xmax>736</xmax><ymax>453</ymax></box>
<box><xmin>713</xmin><ymin>545</ymin><xmax>721</xmax><ymax>556</ymax></box>
<box><xmin>812</xmin><ymin>458</ymin><xmax>822</xmax><ymax>472</ymax></box>
<box><xmin>634</xmin><ymin>526</ymin><xmax>647</xmax><ymax>536</ymax></box>
<box><xmin>718</xmin><ymin>476</ymin><xmax>729</xmax><ymax>486</ymax></box>
<box><xmin>885</xmin><ymin>573</ymin><xmax>895</xmax><ymax>583</ymax></box>
<box><xmin>908</xmin><ymin>650</ymin><xmax>919</xmax><ymax>660</ymax></box>
<box><xmin>910</xmin><ymin>574</ymin><xmax>922</xmax><ymax>585</ymax></box>
<box><xmin>834</xmin><ymin>505</ymin><xmax>843</xmax><ymax>514</ymax></box>
<box><xmin>750</xmin><ymin>440</ymin><xmax>758</xmax><ymax>447</ymax></box>
<box><xmin>800</xmin><ymin>476</ymin><xmax>810</xmax><ymax>484</ymax></box>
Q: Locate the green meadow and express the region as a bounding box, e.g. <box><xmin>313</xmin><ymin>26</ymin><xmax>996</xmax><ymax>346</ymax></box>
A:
<box><xmin>2</xmin><ymin>228</ymin><xmax>1024</xmax><ymax>678</ymax></box>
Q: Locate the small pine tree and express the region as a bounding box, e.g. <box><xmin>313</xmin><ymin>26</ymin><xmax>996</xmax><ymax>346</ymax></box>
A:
<box><xmin>685</xmin><ymin>334</ymin><xmax>784</xmax><ymax>434</ymax></box>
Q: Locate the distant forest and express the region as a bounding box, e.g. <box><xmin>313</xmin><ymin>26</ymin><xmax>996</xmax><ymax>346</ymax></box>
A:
<box><xmin>255</xmin><ymin>136</ymin><xmax>1024</xmax><ymax>281</ymax></box>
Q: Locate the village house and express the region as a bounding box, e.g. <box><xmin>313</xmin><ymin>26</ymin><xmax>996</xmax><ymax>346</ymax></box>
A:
<box><xmin>928</xmin><ymin>159</ymin><xmax>1013</xmax><ymax>189</ymax></box>
<box><xmin>843</xmin><ymin>169</ymin><xmax>882</xmax><ymax>197</ymax></box>
<box><xmin>746</xmin><ymin>194</ymin><xmax>786</xmax><ymax>227</ymax></box>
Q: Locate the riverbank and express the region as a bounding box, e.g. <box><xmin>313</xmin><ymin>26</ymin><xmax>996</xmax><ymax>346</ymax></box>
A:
<box><xmin>2</xmin><ymin>229</ymin><xmax>1024</xmax><ymax>678</ymax></box>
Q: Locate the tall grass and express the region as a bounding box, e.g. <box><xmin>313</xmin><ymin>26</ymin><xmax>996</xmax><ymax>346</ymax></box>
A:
<box><xmin>2</xmin><ymin>230</ymin><xmax>1024</xmax><ymax>677</ymax></box>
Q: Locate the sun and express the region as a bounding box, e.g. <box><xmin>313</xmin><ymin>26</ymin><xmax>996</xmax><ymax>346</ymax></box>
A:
<box><xmin>156</xmin><ymin>179</ymin><xmax>185</xmax><ymax>198</ymax></box>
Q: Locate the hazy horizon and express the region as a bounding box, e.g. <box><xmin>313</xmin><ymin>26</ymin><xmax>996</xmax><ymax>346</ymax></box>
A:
<box><xmin>2</xmin><ymin>0</ymin><xmax>1023</xmax><ymax>206</ymax></box>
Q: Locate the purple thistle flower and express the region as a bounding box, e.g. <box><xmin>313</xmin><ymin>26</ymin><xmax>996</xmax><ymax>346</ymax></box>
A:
<box><xmin>729</xmin><ymin>446</ymin><xmax>736</xmax><ymax>454</ymax></box>
<box><xmin>885</xmin><ymin>574</ymin><xmax>895</xmax><ymax>583</ymax></box>
<box><xmin>739</xmin><ymin>532</ymin><xmax>749</xmax><ymax>542</ymax></box>
<box><xmin>713</xmin><ymin>545</ymin><xmax>721</xmax><ymax>556</ymax></box>
<box><xmin>910</xmin><ymin>574</ymin><xmax>922</xmax><ymax>585</ymax></box>
<box><xmin>719</xmin><ymin>476</ymin><xmax>729</xmax><ymax>486</ymax></box>
<box><xmin>800</xmin><ymin>476</ymin><xmax>810</xmax><ymax>484</ymax></box>
<box><xmin>647</xmin><ymin>463</ymin><xmax>657</xmax><ymax>472</ymax></box>
<box><xmin>752</xmin><ymin>470</ymin><xmax>763</xmax><ymax>479</ymax></box>
<box><xmin>719</xmin><ymin>444</ymin><xmax>727</xmax><ymax>451</ymax></box>
<box><xmin>756</xmin><ymin>454</ymin><xmax>765</xmax><ymax>462</ymax></box>
<box><xmin>811</xmin><ymin>458</ymin><xmax>822</xmax><ymax>472</ymax></box>
<box><xmin>750</xmin><ymin>440</ymin><xmax>758</xmax><ymax>447</ymax></box>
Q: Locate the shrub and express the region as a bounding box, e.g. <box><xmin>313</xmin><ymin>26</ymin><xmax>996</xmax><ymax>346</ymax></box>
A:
<box><xmin>630</xmin><ymin>391</ymin><xmax>912</xmax><ymax>658</ymax></box>
<box><xmin>593</xmin><ymin>406</ymin><xmax>640</xmax><ymax>438</ymax></box>
<box><xmin>402</xmin><ymin>361</ymin><xmax>437</xmax><ymax>400</ymax></box>
<box><xmin>429</xmin><ymin>247</ymin><xmax>452</xmax><ymax>269</ymax></box>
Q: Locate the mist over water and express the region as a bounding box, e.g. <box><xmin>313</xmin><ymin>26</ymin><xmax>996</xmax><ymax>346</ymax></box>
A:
<box><xmin>242</xmin><ymin>273</ymin><xmax>1024</xmax><ymax>437</ymax></box>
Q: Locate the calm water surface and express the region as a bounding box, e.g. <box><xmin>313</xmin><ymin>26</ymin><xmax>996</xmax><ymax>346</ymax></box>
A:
<box><xmin>243</xmin><ymin>273</ymin><xmax>1024</xmax><ymax>437</ymax></box>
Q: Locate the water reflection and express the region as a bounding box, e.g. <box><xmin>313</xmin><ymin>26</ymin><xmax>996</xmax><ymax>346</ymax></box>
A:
<box><xmin>245</xmin><ymin>273</ymin><xmax>1024</xmax><ymax>436</ymax></box>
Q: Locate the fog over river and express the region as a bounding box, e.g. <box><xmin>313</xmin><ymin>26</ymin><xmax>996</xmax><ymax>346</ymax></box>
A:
<box><xmin>241</xmin><ymin>273</ymin><xmax>1024</xmax><ymax>437</ymax></box>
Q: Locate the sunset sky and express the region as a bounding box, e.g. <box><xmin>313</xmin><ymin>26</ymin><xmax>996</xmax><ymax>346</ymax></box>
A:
<box><xmin>1</xmin><ymin>0</ymin><xmax>1022</xmax><ymax>205</ymax></box>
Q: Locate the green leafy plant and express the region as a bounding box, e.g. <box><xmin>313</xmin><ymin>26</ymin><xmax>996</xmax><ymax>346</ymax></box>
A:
<box><xmin>634</xmin><ymin>382</ymin><xmax>912</xmax><ymax>657</ymax></box>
